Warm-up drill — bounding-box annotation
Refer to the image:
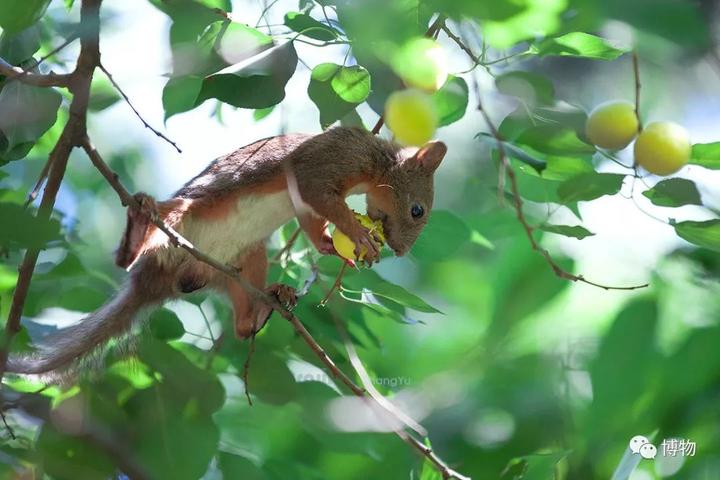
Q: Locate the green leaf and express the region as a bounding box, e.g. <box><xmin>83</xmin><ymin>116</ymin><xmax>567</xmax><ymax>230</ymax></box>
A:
<box><xmin>0</xmin><ymin>0</ymin><xmax>51</xmax><ymax>34</ymax></box>
<box><xmin>690</xmin><ymin>142</ymin><xmax>720</xmax><ymax>170</ymax></box>
<box><xmin>0</xmin><ymin>81</ymin><xmax>62</xmax><ymax>156</ymax></box>
<box><xmin>253</xmin><ymin>106</ymin><xmax>275</xmax><ymax>121</ymax></box>
<box><xmin>88</xmin><ymin>76</ymin><xmax>121</xmax><ymax>112</ymax></box>
<box><xmin>557</xmin><ymin>172</ymin><xmax>625</xmax><ymax>203</ymax></box>
<box><xmin>308</xmin><ymin>63</ymin><xmax>370</xmax><ymax>128</ymax></box>
<box><xmin>515</xmin><ymin>125</ymin><xmax>595</xmax><ymax>156</ymax></box>
<box><xmin>495</xmin><ymin>71</ymin><xmax>555</xmax><ymax>106</ymax></box>
<box><xmin>149</xmin><ymin>309</ymin><xmax>185</xmax><ymax>341</ymax></box>
<box><xmin>411</xmin><ymin>210</ymin><xmax>472</xmax><ymax>262</ymax></box>
<box><xmin>197</xmin><ymin>42</ymin><xmax>298</xmax><ymax>109</ymax></box>
<box><xmin>431</xmin><ymin>75</ymin><xmax>468</xmax><ymax>127</ymax></box>
<box><xmin>162</xmin><ymin>75</ymin><xmax>204</xmax><ymax>120</ymax></box>
<box><xmin>284</xmin><ymin>11</ymin><xmax>338</xmax><ymax>41</ymax></box>
<box><xmin>531</xmin><ymin>32</ymin><xmax>626</xmax><ymax>60</ymax></box>
<box><xmin>343</xmin><ymin>269</ymin><xmax>441</xmax><ymax>313</ymax></box>
<box><xmin>481</xmin><ymin>136</ymin><xmax>546</xmax><ymax>173</ymax></box>
<box><xmin>601</xmin><ymin>0</ymin><xmax>709</xmax><ymax>49</ymax></box>
<box><xmin>0</xmin><ymin>202</ymin><xmax>61</xmax><ymax>250</ymax></box>
<box><xmin>0</xmin><ymin>25</ymin><xmax>41</xmax><ymax>64</ymax></box>
<box><xmin>674</xmin><ymin>219</ymin><xmax>720</xmax><ymax>252</ymax></box>
<box><xmin>642</xmin><ymin>178</ymin><xmax>702</xmax><ymax>207</ymax></box>
<box><xmin>540</xmin><ymin>224</ymin><xmax>594</xmax><ymax>239</ymax></box>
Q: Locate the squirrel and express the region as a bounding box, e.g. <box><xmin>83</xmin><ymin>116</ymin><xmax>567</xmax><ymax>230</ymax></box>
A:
<box><xmin>7</xmin><ymin>126</ymin><xmax>446</xmax><ymax>374</ymax></box>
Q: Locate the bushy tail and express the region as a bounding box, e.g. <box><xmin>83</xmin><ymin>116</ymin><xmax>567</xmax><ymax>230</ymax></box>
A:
<box><xmin>7</xmin><ymin>284</ymin><xmax>154</xmax><ymax>375</ymax></box>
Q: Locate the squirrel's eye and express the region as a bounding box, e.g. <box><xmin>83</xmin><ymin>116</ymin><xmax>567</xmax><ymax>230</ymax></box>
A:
<box><xmin>410</xmin><ymin>204</ymin><xmax>424</xmax><ymax>219</ymax></box>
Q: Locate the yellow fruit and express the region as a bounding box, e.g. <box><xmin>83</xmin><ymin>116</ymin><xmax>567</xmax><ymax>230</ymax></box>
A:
<box><xmin>585</xmin><ymin>101</ymin><xmax>639</xmax><ymax>150</ymax></box>
<box><xmin>332</xmin><ymin>213</ymin><xmax>385</xmax><ymax>261</ymax></box>
<box><xmin>634</xmin><ymin>121</ymin><xmax>691</xmax><ymax>176</ymax></box>
<box><xmin>392</xmin><ymin>37</ymin><xmax>448</xmax><ymax>92</ymax></box>
<box><xmin>385</xmin><ymin>89</ymin><xmax>438</xmax><ymax>146</ymax></box>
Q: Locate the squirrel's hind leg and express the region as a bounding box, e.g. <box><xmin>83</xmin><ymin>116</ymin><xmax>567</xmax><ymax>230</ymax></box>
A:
<box><xmin>224</xmin><ymin>243</ymin><xmax>297</xmax><ymax>338</ymax></box>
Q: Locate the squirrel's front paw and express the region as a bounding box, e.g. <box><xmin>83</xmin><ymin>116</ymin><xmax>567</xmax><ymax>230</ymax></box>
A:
<box><xmin>349</xmin><ymin>226</ymin><xmax>381</xmax><ymax>266</ymax></box>
<box><xmin>266</xmin><ymin>283</ymin><xmax>298</xmax><ymax>311</ymax></box>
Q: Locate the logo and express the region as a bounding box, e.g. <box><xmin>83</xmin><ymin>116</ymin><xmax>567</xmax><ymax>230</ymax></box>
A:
<box><xmin>629</xmin><ymin>435</ymin><xmax>696</xmax><ymax>460</ymax></box>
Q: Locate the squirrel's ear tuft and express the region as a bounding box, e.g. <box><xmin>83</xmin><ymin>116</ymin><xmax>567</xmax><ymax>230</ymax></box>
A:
<box><xmin>415</xmin><ymin>141</ymin><xmax>447</xmax><ymax>172</ymax></box>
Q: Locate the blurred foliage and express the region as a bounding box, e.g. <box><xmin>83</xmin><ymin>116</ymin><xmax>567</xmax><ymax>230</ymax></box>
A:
<box><xmin>1</xmin><ymin>0</ymin><xmax>720</xmax><ymax>479</ymax></box>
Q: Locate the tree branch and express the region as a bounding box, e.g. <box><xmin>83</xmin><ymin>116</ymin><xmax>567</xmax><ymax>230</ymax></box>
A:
<box><xmin>632</xmin><ymin>51</ymin><xmax>642</xmax><ymax>132</ymax></box>
<box><xmin>0</xmin><ymin>57</ymin><xmax>73</xmax><ymax>87</ymax></box>
<box><xmin>98</xmin><ymin>63</ymin><xmax>182</xmax><ymax>153</ymax></box>
<box><xmin>472</xmin><ymin>78</ymin><xmax>648</xmax><ymax>291</ymax></box>
<box><xmin>0</xmin><ymin>0</ymin><xmax>103</xmax><ymax>381</ymax></box>
<box><xmin>81</xmin><ymin>137</ymin><xmax>470</xmax><ymax>478</ymax></box>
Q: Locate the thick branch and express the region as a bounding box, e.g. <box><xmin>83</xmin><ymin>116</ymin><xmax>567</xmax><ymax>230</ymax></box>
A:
<box><xmin>0</xmin><ymin>0</ymin><xmax>103</xmax><ymax>380</ymax></box>
<box><xmin>0</xmin><ymin>57</ymin><xmax>73</xmax><ymax>87</ymax></box>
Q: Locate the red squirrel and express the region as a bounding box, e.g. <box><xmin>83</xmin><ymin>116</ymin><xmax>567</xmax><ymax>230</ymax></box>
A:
<box><xmin>8</xmin><ymin>127</ymin><xmax>446</xmax><ymax>374</ymax></box>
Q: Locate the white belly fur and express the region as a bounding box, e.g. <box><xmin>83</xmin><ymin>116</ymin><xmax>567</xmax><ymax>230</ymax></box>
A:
<box><xmin>178</xmin><ymin>191</ymin><xmax>295</xmax><ymax>264</ymax></box>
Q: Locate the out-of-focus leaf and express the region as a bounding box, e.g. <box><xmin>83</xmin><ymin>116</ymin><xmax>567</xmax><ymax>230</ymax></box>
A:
<box><xmin>162</xmin><ymin>75</ymin><xmax>203</xmax><ymax>120</ymax></box>
<box><xmin>253</xmin><ymin>106</ymin><xmax>274</xmax><ymax>121</ymax></box>
<box><xmin>411</xmin><ymin>210</ymin><xmax>472</xmax><ymax>261</ymax></box>
<box><xmin>284</xmin><ymin>11</ymin><xmax>338</xmax><ymax>41</ymax></box>
<box><xmin>0</xmin><ymin>202</ymin><xmax>61</xmax><ymax>249</ymax></box>
<box><xmin>690</xmin><ymin>142</ymin><xmax>720</xmax><ymax>170</ymax></box>
<box><xmin>587</xmin><ymin>300</ymin><xmax>660</xmax><ymax>438</ymax></box>
<box><xmin>0</xmin><ymin>82</ymin><xmax>62</xmax><ymax>157</ymax></box>
<box><xmin>599</xmin><ymin>0</ymin><xmax>709</xmax><ymax>49</ymax></box>
<box><xmin>531</xmin><ymin>32</ymin><xmax>626</xmax><ymax>60</ymax></box>
<box><xmin>673</xmin><ymin>219</ymin><xmax>720</xmax><ymax>252</ymax></box>
<box><xmin>218</xmin><ymin>452</ymin><xmax>267</xmax><ymax>480</ymax></box>
<box><xmin>516</xmin><ymin>125</ymin><xmax>595</xmax><ymax>156</ymax></box>
<box><xmin>36</xmin><ymin>423</ymin><xmax>116</xmax><ymax>480</ymax></box>
<box><xmin>496</xmin><ymin>71</ymin><xmax>555</xmax><ymax>106</ymax></box>
<box><xmin>482</xmin><ymin>0</ymin><xmax>566</xmax><ymax>49</ymax></box>
<box><xmin>502</xmin><ymin>452</ymin><xmax>568</xmax><ymax>480</ymax></box>
<box><xmin>0</xmin><ymin>0</ymin><xmax>51</xmax><ymax>34</ymax></box>
<box><xmin>308</xmin><ymin>63</ymin><xmax>370</xmax><ymax>127</ymax></box>
<box><xmin>431</xmin><ymin>75</ymin><xmax>468</xmax><ymax>127</ymax></box>
<box><xmin>557</xmin><ymin>172</ymin><xmax>625</xmax><ymax>203</ymax></box>
<box><xmin>197</xmin><ymin>42</ymin><xmax>298</xmax><ymax>109</ymax></box>
<box><xmin>0</xmin><ymin>25</ymin><xmax>41</xmax><ymax>64</ymax></box>
<box><xmin>149</xmin><ymin>309</ymin><xmax>185</xmax><ymax>341</ymax></box>
<box><xmin>642</xmin><ymin>178</ymin><xmax>702</xmax><ymax>207</ymax></box>
<box><xmin>88</xmin><ymin>76</ymin><xmax>121</xmax><ymax>112</ymax></box>
<box><xmin>540</xmin><ymin>224</ymin><xmax>594</xmax><ymax>239</ymax></box>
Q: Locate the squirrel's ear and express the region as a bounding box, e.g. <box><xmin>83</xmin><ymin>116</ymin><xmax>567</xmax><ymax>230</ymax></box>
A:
<box><xmin>414</xmin><ymin>141</ymin><xmax>447</xmax><ymax>172</ymax></box>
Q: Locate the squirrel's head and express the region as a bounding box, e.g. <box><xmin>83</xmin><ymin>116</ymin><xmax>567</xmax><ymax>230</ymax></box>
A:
<box><xmin>367</xmin><ymin>141</ymin><xmax>447</xmax><ymax>256</ymax></box>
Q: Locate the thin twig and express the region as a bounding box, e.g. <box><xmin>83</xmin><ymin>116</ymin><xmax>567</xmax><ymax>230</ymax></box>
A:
<box><xmin>7</xmin><ymin>31</ymin><xmax>80</xmax><ymax>85</ymax></box>
<box><xmin>0</xmin><ymin>409</ymin><xmax>15</xmax><ymax>440</ymax></box>
<box><xmin>333</xmin><ymin>317</ymin><xmax>426</xmax><ymax>436</ymax></box>
<box><xmin>98</xmin><ymin>64</ymin><xmax>182</xmax><ymax>153</ymax></box>
<box><xmin>320</xmin><ymin>262</ymin><xmax>347</xmax><ymax>305</ymax></box>
<box><xmin>272</xmin><ymin>227</ymin><xmax>301</xmax><ymax>262</ymax></box>
<box><xmin>242</xmin><ymin>334</ymin><xmax>256</xmax><ymax>406</ymax></box>
<box><xmin>472</xmin><ymin>77</ymin><xmax>648</xmax><ymax>291</ymax></box>
<box><xmin>24</xmin><ymin>156</ymin><xmax>54</xmax><ymax>207</ymax></box>
<box><xmin>632</xmin><ymin>51</ymin><xmax>642</xmax><ymax>132</ymax></box>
